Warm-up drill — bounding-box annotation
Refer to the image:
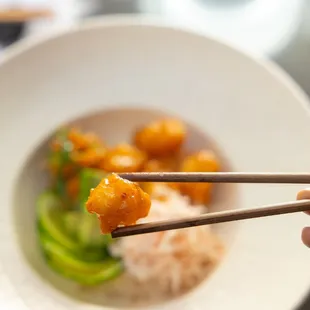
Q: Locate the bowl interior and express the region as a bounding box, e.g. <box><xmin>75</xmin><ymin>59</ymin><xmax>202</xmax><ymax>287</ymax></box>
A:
<box><xmin>12</xmin><ymin>107</ymin><xmax>239</xmax><ymax>308</ymax></box>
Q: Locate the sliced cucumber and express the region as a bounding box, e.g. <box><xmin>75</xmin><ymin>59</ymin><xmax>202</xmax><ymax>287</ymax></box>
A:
<box><xmin>77</xmin><ymin>168</ymin><xmax>112</xmax><ymax>248</ymax></box>
<box><xmin>63</xmin><ymin>211</ymin><xmax>81</xmax><ymax>239</ymax></box>
<box><xmin>47</xmin><ymin>258</ymin><xmax>123</xmax><ymax>286</ymax></box>
<box><xmin>38</xmin><ymin>227</ymin><xmax>107</xmax><ymax>262</ymax></box>
<box><xmin>63</xmin><ymin>209</ymin><xmax>112</xmax><ymax>249</ymax></box>
<box><xmin>41</xmin><ymin>237</ymin><xmax>107</xmax><ymax>273</ymax></box>
<box><xmin>36</xmin><ymin>191</ymin><xmax>79</xmax><ymax>251</ymax></box>
<box><xmin>79</xmin><ymin>168</ymin><xmax>106</xmax><ymax>212</ymax></box>
<box><xmin>77</xmin><ymin>214</ymin><xmax>112</xmax><ymax>249</ymax></box>
<box><xmin>41</xmin><ymin>236</ymin><xmax>123</xmax><ymax>285</ymax></box>
<box><xmin>75</xmin><ymin>248</ymin><xmax>108</xmax><ymax>263</ymax></box>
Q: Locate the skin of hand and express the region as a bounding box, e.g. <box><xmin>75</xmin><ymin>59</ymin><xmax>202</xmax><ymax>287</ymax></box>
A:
<box><xmin>297</xmin><ymin>188</ymin><xmax>310</xmax><ymax>248</ymax></box>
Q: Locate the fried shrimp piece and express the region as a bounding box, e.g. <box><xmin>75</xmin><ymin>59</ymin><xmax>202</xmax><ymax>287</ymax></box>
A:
<box><xmin>65</xmin><ymin>128</ymin><xmax>107</xmax><ymax>169</ymax></box>
<box><xmin>68</xmin><ymin>128</ymin><xmax>103</xmax><ymax>150</ymax></box>
<box><xmin>179</xmin><ymin>150</ymin><xmax>220</xmax><ymax>204</ymax></box>
<box><xmin>143</xmin><ymin>157</ymin><xmax>179</xmax><ymax>173</ymax></box>
<box><xmin>86</xmin><ymin>174</ymin><xmax>151</xmax><ymax>233</ymax></box>
<box><xmin>181</xmin><ymin>150</ymin><xmax>220</xmax><ymax>173</ymax></box>
<box><xmin>70</xmin><ymin>147</ymin><xmax>107</xmax><ymax>168</ymax></box>
<box><xmin>141</xmin><ymin>158</ymin><xmax>180</xmax><ymax>198</ymax></box>
<box><xmin>134</xmin><ymin>119</ymin><xmax>186</xmax><ymax>157</ymax></box>
<box><xmin>102</xmin><ymin>144</ymin><xmax>147</xmax><ymax>173</ymax></box>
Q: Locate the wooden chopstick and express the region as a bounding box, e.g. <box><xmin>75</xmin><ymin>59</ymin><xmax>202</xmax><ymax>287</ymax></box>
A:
<box><xmin>0</xmin><ymin>9</ymin><xmax>53</xmax><ymax>22</ymax></box>
<box><xmin>118</xmin><ymin>172</ymin><xmax>310</xmax><ymax>184</ymax></box>
<box><xmin>111</xmin><ymin>199</ymin><xmax>310</xmax><ymax>238</ymax></box>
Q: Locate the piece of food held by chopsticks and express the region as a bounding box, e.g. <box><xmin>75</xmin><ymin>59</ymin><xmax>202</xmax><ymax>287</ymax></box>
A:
<box><xmin>86</xmin><ymin>171</ymin><xmax>310</xmax><ymax>238</ymax></box>
<box><xmin>86</xmin><ymin>173</ymin><xmax>151</xmax><ymax>234</ymax></box>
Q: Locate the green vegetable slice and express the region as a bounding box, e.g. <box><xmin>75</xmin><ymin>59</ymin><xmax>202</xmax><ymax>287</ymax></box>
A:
<box><xmin>41</xmin><ymin>236</ymin><xmax>123</xmax><ymax>285</ymax></box>
<box><xmin>79</xmin><ymin>168</ymin><xmax>106</xmax><ymax>212</ymax></box>
<box><xmin>77</xmin><ymin>213</ymin><xmax>112</xmax><ymax>248</ymax></box>
<box><xmin>63</xmin><ymin>208</ymin><xmax>112</xmax><ymax>249</ymax></box>
<box><xmin>38</xmin><ymin>227</ymin><xmax>107</xmax><ymax>262</ymax></box>
<box><xmin>47</xmin><ymin>258</ymin><xmax>123</xmax><ymax>286</ymax></box>
<box><xmin>37</xmin><ymin>191</ymin><xmax>79</xmax><ymax>251</ymax></box>
<box><xmin>62</xmin><ymin>211</ymin><xmax>111</xmax><ymax>259</ymax></box>
<box><xmin>77</xmin><ymin>168</ymin><xmax>112</xmax><ymax>248</ymax></box>
<box><xmin>63</xmin><ymin>211</ymin><xmax>81</xmax><ymax>239</ymax></box>
<box><xmin>76</xmin><ymin>248</ymin><xmax>108</xmax><ymax>262</ymax></box>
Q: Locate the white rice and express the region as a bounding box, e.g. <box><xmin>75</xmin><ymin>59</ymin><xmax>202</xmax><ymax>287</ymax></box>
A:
<box><xmin>110</xmin><ymin>185</ymin><xmax>224</xmax><ymax>297</ymax></box>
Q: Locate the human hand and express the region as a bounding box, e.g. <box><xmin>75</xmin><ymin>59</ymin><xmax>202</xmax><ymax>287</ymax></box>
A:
<box><xmin>297</xmin><ymin>189</ymin><xmax>310</xmax><ymax>248</ymax></box>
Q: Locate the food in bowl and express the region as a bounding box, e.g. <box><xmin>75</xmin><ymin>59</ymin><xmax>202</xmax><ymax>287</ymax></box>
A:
<box><xmin>36</xmin><ymin>118</ymin><xmax>224</xmax><ymax>300</ymax></box>
<box><xmin>86</xmin><ymin>173</ymin><xmax>152</xmax><ymax>233</ymax></box>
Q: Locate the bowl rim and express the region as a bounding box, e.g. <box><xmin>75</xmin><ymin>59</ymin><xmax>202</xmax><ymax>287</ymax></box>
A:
<box><xmin>1</xmin><ymin>13</ymin><xmax>309</xmax><ymax>116</ymax></box>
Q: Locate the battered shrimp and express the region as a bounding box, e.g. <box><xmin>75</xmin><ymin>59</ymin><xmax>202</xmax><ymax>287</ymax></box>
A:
<box><xmin>134</xmin><ymin>119</ymin><xmax>186</xmax><ymax>157</ymax></box>
<box><xmin>141</xmin><ymin>158</ymin><xmax>180</xmax><ymax>198</ymax></box>
<box><xmin>143</xmin><ymin>157</ymin><xmax>178</xmax><ymax>173</ymax></box>
<box><xmin>86</xmin><ymin>174</ymin><xmax>151</xmax><ymax>233</ymax></box>
<box><xmin>181</xmin><ymin>150</ymin><xmax>220</xmax><ymax>173</ymax></box>
<box><xmin>180</xmin><ymin>150</ymin><xmax>220</xmax><ymax>204</ymax></box>
<box><xmin>102</xmin><ymin>144</ymin><xmax>147</xmax><ymax>173</ymax></box>
<box><xmin>68</xmin><ymin>128</ymin><xmax>103</xmax><ymax>150</ymax></box>
<box><xmin>70</xmin><ymin>147</ymin><xmax>107</xmax><ymax>168</ymax></box>
<box><xmin>59</xmin><ymin>128</ymin><xmax>107</xmax><ymax>169</ymax></box>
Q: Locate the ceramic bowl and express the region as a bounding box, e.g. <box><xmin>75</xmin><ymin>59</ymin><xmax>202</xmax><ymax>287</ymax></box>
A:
<box><xmin>1</xmin><ymin>16</ymin><xmax>310</xmax><ymax>310</ymax></box>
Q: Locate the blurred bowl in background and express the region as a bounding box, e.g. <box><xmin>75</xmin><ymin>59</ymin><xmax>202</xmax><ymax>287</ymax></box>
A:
<box><xmin>138</xmin><ymin>0</ymin><xmax>305</xmax><ymax>56</ymax></box>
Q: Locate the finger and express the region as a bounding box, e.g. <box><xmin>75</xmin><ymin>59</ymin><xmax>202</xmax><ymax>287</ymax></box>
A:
<box><xmin>297</xmin><ymin>188</ymin><xmax>310</xmax><ymax>215</ymax></box>
<box><xmin>302</xmin><ymin>227</ymin><xmax>310</xmax><ymax>248</ymax></box>
<box><xmin>296</xmin><ymin>188</ymin><xmax>310</xmax><ymax>200</ymax></box>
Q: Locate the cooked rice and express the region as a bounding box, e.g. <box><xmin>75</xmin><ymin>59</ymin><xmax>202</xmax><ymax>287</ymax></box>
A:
<box><xmin>110</xmin><ymin>185</ymin><xmax>224</xmax><ymax>297</ymax></box>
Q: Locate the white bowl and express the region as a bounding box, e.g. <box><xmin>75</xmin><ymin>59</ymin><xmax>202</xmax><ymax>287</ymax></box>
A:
<box><xmin>1</xmin><ymin>16</ymin><xmax>310</xmax><ymax>310</ymax></box>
